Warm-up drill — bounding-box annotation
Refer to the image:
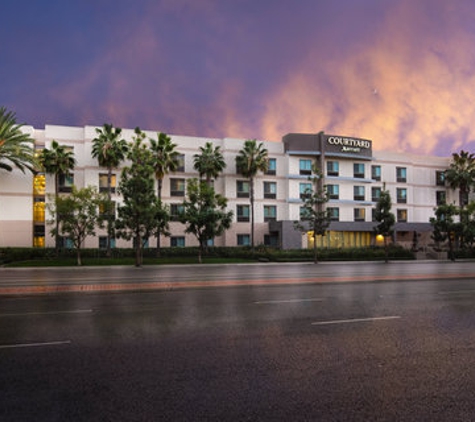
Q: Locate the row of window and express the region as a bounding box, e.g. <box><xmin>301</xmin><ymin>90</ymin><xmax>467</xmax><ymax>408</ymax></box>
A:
<box><xmin>298</xmin><ymin>159</ymin><xmax>446</xmax><ymax>186</ymax></box>
<box><xmin>321</xmin><ymin>207</ymin><xmax>409</xmax><ymax>223</ymax></box>
<box><xmin>42</xmin><ymin>234</ymin><xmax>274</xmax><ymax>249</ymax></box>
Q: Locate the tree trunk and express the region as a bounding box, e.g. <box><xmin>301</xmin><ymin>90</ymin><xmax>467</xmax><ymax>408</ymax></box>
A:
<box><xmin>156</xmin><ymin>179</ymin><xmax>162</xmax><ymax>257</ymax></box>
<box><xmin>384</xmin><ymin>236</ymin><xmax>389</xmax><ymax>263</ymax></box>
<box><xmin>106</xmin><ymin>168</ymin><xmax>112</xmax><ymax>258</ymax></box>
<box><xmin>313</xmin><ymin>233</ymin><xmax>318</xmax><ymax>264</ymax></box>
<box><xmin>250</xmin><ymin>178</ymin><xmax>255</xmax><ymax>250</ymax></box>
<box><xmin>54</xmin><ymin>173</ymin><xmax>60</xmax><ymax>255</ymax></box>
<box><xmin>76</xmin><ymin>248</ymin><xmax>82</xmax><ymax>266</ymax></box>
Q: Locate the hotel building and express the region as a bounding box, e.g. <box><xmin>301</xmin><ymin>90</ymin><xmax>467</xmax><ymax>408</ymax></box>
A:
<box><xmin>0</xmin><ymin>125</ymin><xmax>454</xmax><ymax>251</ymax></box>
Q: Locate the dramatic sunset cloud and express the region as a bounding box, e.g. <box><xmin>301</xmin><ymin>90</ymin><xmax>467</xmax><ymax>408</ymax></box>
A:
<box><xmin>2</xmin><ymin>0</ymin><xmax>475</xmax><ymax>156</ymax></box>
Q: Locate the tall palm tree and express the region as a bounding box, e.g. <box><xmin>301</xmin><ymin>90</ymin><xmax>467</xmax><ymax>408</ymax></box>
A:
<box><xmin>445</xmin><ymin>150</ymin><xmax>475</xmax><ymax>211</ymax></box>
<box><xmin>235</xmin><ymin>139</ymin><xmax>269</xmax><ymax>249</ymax></box>
<box><xmin>193</xmin><ymin>142</ymin><xmax>226</xmax><ymax>185</ymax></box>
<box><xmin>40</xmin><ymin>140</ymin><xmax>76</xmax><ymax>250</ymax></box>
<box><xmin>92</xmin><ymin>123</ymin><xmax>128</xmax><ymax>256</ymax></box>
<box><xmin>0</xmin><ymin>106</ymin><xmax>37</xmax><ymax>174</ymax></box>
<box><xmin>149</xmin><ymin>132</ymin><xmax>180</xmax><ymax>253</ymax></box>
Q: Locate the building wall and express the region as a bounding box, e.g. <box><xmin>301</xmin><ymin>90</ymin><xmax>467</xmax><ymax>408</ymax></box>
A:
<box><xmin>0</xmin><ymin>125</ymin><xmax>456</xmax><ymax>249</ymax></box>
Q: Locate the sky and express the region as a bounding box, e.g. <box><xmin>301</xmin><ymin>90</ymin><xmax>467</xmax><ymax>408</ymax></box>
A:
<box><xmin>2</xmin><ymin>0</ymin><xmax>475</xmax><ymax>157</ymax></box>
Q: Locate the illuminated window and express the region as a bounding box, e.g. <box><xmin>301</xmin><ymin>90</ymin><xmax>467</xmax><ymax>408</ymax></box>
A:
<box><xmin>99</xmin><ymin>173</ymin><xmax>117</xmax><ymax>193</ymax></box>
<box><xmin>397</xmin><ymin>209</ymin><xmax>408</xmax><ymax>222</ymax></box>
<box><xmin>170</xmin><ymin>178</ymin><xmax>185</xmax><ymax>196</ymax></box>
<box><xmin>99</xmin><ymin>201</ymin><xmax>116</xmax><ymax>218</ymax></box>
<box><xmin>33</xmin><ymin>201</ymin><xmax>45</xmax><ymax>222</ymax></box>
<box><xmin>354</xmin><ymin>208</ymin><xmax>365</xmax><ymax>222</ymax></box>
<box><xmin>33</xmin><ymin>174</ymin><xmax>46</xmax><ymax>196</ymax></box>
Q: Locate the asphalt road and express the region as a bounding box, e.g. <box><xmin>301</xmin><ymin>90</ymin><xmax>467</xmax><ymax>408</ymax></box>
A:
<box><xmin>2</xmin><ymin>262</ymin><xmax>475</xmax><ymax>421</ymax></box>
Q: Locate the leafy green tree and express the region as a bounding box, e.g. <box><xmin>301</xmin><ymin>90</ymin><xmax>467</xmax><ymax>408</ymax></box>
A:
<box><xmin>115</xmin><ymin>128</ymin><xmax>161</xmax><ymax>267</ymax></box>
<box><xmin>193</xmin><ymin>141</ymin><xmax>226</xmax><ymax>185</ymax></box>
<box><xmin>91</xmin><ymin>123</ymin><xmax>128</xmax><ymax>257</ymax></box>
<box><xmin>179</xmin><ymin>178</ymin><xmax>233</xmax><ymax>263</ymax></box>
<box><xmin>294</xmin><ymin>164</ymin><xmax>331</xmax><ymax>264</ymax></box>
<box><xmin>445</xmin><ymin>150</ymin><xmax>475</xmax><ymax>213</ymax></box>
<box><xmin>40</xmin><ymin>140</ymin><xmax>76</xmax><ymax>250</ymax></box>
<box><xmin>235</xmin><ymin>139</ymin><xmax>268</xmax><ymax>249</ymax></box>
<box><xmin>430</xmin><ymin>203</ymin><xmax>458</xmax><ymax>261</ymax></box>
<box><xmin>149</xmin><ymin>132</ymin><xmax>180</xmax><ymax>255</ymax></box>
<box><xmin>47</xmin><ymin>186</ymin><xmax>104</xmax><ymax>266</ymax></box>
<box><xmin>374</xmin><ymin>185</ymin><xmax>396</xmax><ymax>263</ymax></box>
<box><xmin>0</xmin><ymin>106</ymin><xmax>37</xmax><ymax>174</ymax></box>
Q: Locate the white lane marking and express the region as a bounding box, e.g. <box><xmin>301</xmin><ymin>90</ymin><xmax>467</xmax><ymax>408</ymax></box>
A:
<box><xmin>311</xmin><ymin>316</ymin><xmax>401</xmax><ymax>326</ymax></box>
<box><xmin>0</xmin><ymin>310</ymin><xmax>93</xmax><ymax>317</ymax></box>
<box><xmin>0</xmin><ymin>340</ymin><xmax>72</xmax><ymax>350</ymax></box>
<box><xmin>254</xmin><ymin>298</ymin><xmax>325</xmax><ymax>305</ymax></box>
<box><xmin>438</xmin><ymin>290</ymin><xmax>475</xmax><ymax>295</ymax></box>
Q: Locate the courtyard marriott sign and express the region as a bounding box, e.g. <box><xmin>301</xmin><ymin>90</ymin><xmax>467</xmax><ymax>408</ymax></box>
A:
<box><xmin>324</xmin><ymin>134</ymin><xmax>372</xmax><ymax>157</ymax></box>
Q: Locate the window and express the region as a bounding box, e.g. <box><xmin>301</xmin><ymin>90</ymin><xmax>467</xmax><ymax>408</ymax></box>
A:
<box><xmin>171</xmin><ymin>236</ymin><xmax>185</xmax><ymax>247</ymax></box>
<box><xmin>237</xmin><ymin>205</ymin><xmax>250</xmax><ymax>222</ymax></box>
<box><xmin>33</xmin><ymin>200</ymin><xmax>45</xmax><ymax>222</ymax></box>
<box><xmin>371</xmin><ymin>187</ymin><xmax>381</xmax><ymax>202</ymax></box>
<box><xmin>33</xmin><ymin>174</ymin><xmax>46</xmax><ymax>196</ymax></box>
<box><xmin>264</xmin><ymin>233</ymin><xmax>279</xmax><ymax>247</ymax></box>
<box><xmin>266</xmin><ymin>158</ymin><xmax>277</xmax><ymax>175</ymax></box>
<box><xmin>170</xmin><ymin>204</ymin><xmax>184</xmax><ymax>221</ymax></box>
<box><xmin>436</xmin><ymin>191</ymin><xmax>446</xmax><ymax>205</ymax></box>
<box><xmin>328</xmin><ymin>207</ymin><xmax>340</xmax><ymax>221</ymax></box>
<box><xmin>354</xmin><ymin>208</ymin><xmax>365</xmax><ymax>222</ymax></box>
<box><xmin>170</xmin><ymin>178</ymin><xmax>185</xmax><ymax>196</ymax></box>
<box><xmin>396</xmin><ymin>167</ymin><xmax>407</xmax><ymax>183</ymax></box>
<box><xmin>176</xmin><ymin>154</ymin><xmax>185</xmax><ymax>172</ymax></box>
<box><xmin>263</xmin><ymin>205</ymin><xmax>277</xmax><ymax>222</ymax></box>
<box><xmin>300</xmin><ymin>182</ymin><xmax>313</xmax><ymax>200</ymax></box>
<box><xmin>396</xmin><ymin>188</ymin><xmax>407</xmax><ymax>204</ymax></box>
<box><xmin>99</xmin><ymin>173</ymin><xmax>117</xmax><ymax>194</ymax></box>
<box><xmin>59</xmin><ymin>174</ymin><xmax>74</xmax><ymax>193</ymax></box>
<box><xmin>327</xmin><ymin>184</ymin><xmax>339</xmax><ymax>200</ymax></box>
<box><xmin>133</xmin><ymin>237</ymin><xmax>149</xmax><ymax>248</ymax></box>
<box><xmin>99</xmin><ymin>201</ymin><xmax>116</xmax><ymax>219</ymax></box>
<box><xmin>371</xmin><ymin>208</ymin><xmax>377</xmax><ymax>222</ymax></box>
<box><xmin>327</xmin><ymin>161</ymin><xmax>339</xmax><ymax>177</ymax></box>
<box><xmin>59</xmin><ymin>237</ymin><xmax>74</xmax><ymax>249</ymax></box>
<box><xmin>397</xmin><ymin>209</ymin><xmax>407</xmax><ymax>222</ymax></box>
<box><xmin>237</xmin><ymin>234</ymin><xmax>250</xmax><ymax>246</ymax></box>
<box><xmin>436</xmin><ymin>171</ymin><xmax>446</xmax><ymax>186</ymax></box>
<box><xmin>354</xmin><ymin>186</ymin><xmax>365</xmax><ymax>201</ymax></box>
<box><xmin>299</xmin><ymin>159</ymin><xmax>312</xmax><ymax>175</ymax></box>
<box><xmin>300</xmin><ymin>206</ymin><xmax>310</xmax><ymax>220</ymax></box>
<box><xmin>353</xmin><ymin>163</ymin><xmax>365</xmax><ymax>178</ymax></box>
<box><xmin>263</xmin><ymin>181</ymin><xmax>277</xmax><ymax>199</ymax></box>
<box><xmin>99</xmin><ymin>237</ymin><xmax>116</xmax><ymax>249</ymax></box>
<box><xmin>237</xmin><ymin>180</ymin><xmax>250</xmax><ymax>198</ymax></box>
<box><xmin>371</xmin><ymin>165</ymin><xmax>381</xmax><ymax>181</ymax></box>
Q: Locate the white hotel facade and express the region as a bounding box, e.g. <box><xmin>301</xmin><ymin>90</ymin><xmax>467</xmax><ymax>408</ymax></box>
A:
<box><xmin>0</xmin><ymin>125</ymin><xmax>455</xmax><ymax>251</ymax></box>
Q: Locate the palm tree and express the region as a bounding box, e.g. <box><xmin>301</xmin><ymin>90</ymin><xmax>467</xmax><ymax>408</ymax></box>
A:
<box><xmin>40</xmin><ymin>140</ymin><xmax>76</xmax><ymax>250</ymax></box>
<box><xmin>235</xmin><ymin>139</ymin><xmax>269</xmax><ymax>249</ymax></box>
<box><xmin>193</xmin><ymin>142</ymin><xmax>226</xmax><ymax>185</ymax></box>
<box><xmin>92</xmin><ymin>123</ymin><xmax>128</xmax><ymax>256</ymax></box>
<box><xmin>149</xmin><ymin>132</ymin><xmax>180</xmax><ymax>254</ymax></box>
<box><xmin>0</xmin><ymin>106</ymin><xmax>37</xmax><ymax>174</ymax></box>
<box><xmin>445</xmin><ymin>150</ymin><xmax>475</xmax><ymax>211</ymax></box>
